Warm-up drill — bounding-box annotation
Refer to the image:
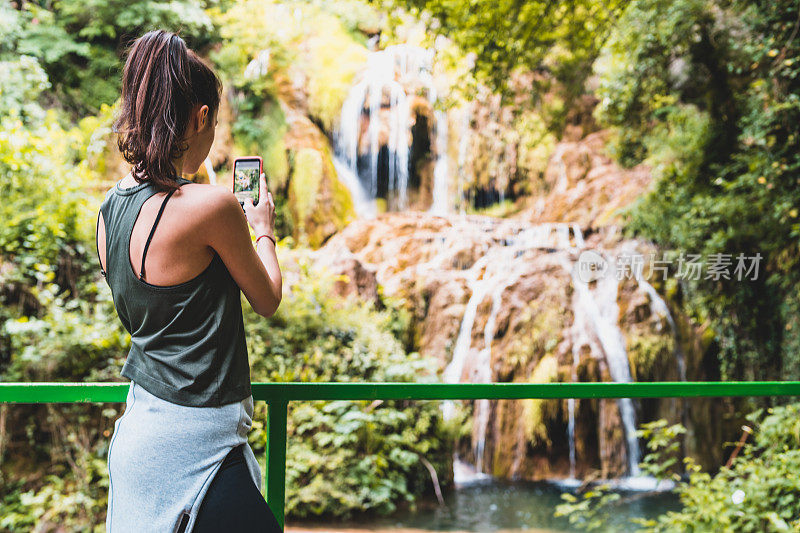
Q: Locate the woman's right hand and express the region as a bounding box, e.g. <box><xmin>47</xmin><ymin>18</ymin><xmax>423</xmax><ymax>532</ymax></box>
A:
<box><xmin>243</xmin><ymin>172</ymin><xmax>275</xmax><ymax>238</ymax></box>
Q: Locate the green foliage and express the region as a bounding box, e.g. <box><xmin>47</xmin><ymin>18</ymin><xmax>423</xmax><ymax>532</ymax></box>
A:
<box><xmin>1</xmin><ymin>448</ymin><xmax>111</xmax><ymax>532</ymax></box>
<box><xmin>0</xmin><ymin>54</ymin><xmax>51</xmax><ymax>124</ymax></box>
<box><xmin>387</xmin><ymin>0</ymin><xmax>626</xmax><ymax>100</ymax></box>
<box><xmin>0</xmin><ymin>115</ymin><xmax>89</xmax><ymax>288</ymax></box>
<box><xmin>0</xmin><ymin>51</ymin><xmax>111</xmax><ymax>293</ymax></box>
<box><xmin>242</xmin><ymin>252</ymin><xmax>454</xmax><ymax>518</ymax></box>
<box><xmin>636</xmin><ymin>420</ymin><xmax>686</xmax><ymax>482</ymax></box>
<box><xmin>555</xmin><ymin>485</ymin><xmax>622</xmax><ymax>532</ymax></box>
<box><xmin>211</xmin><ymin>0</ymin><xmax>368</xmax><ymax>130</ymax></box>
<box><xmin>3</xmin><ymin>0</ymin><xmax>216</xmax><ymax>115</ymax></box>
<box><xmin>557</xmin><ymin>408</ymin><xmax>800</xmax><ymax>532</ymax></box>
<box><xmin>289</xmin><ymin>148</ymin><xmax>324</xmax><ymax>233</ymax></box>
<box><xmin>2</xmin><ymin>283</ymin><xmax>130</xmax><ymax>382</ymax></box>
<box><xmin>515</xmin><ymin>110</ymin><xmax>558</xmax><ymax>189</ymax></box>
<box><xmin>0</xmin><ymin>45</ymin><xmax>131</xmax><ymax>529</ymax></box>
<box><xmin>522</xmin><ymin>354</ymin><xmax>560</xmax><ymax>446</ymax></box>
<box><xmin>641</xmin><ymin>406</ymin><xmax>800</xmax><ymax>532</ymax></box>
<box><xmin>626</xmin><ymin>333</ymin><xmax>675</xmax><ymax>382</ymax></box>
<box><xmin>596</xmin><ymin>0</ymin><xmax>800</xmax><ymax>381</ymax></box>
<box><xmin>231</xmin><ymin>92</ymin><xmax>288</xmax><ymax>176</ymax></box>
<box><xmin>553</xmin><ymin>422</ymin><xmax>685</xmax><ymax>531</ymax></box>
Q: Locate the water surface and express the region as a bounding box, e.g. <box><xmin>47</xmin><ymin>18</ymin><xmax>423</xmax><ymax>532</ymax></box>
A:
<box><xmin>287</xmin><ymin>479</ymin><xmax>680</xmax><ymax>532</ymax></box>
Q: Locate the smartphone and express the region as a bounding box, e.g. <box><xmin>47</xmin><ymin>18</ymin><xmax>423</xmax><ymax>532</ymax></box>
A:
<box><xmin>232</xmin><ymin>156</ymin><xmax>263</xmax><ymax>207</ymax></box>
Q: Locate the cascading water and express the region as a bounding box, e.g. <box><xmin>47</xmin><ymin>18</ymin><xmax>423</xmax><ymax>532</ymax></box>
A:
<box><xmin>332</xmin><ymin>157</ymin><xmax>376</xmax><ymax>218</ymax></box>
<box><xmin>565</xmin><ymin>255</ymin><xmax>642</xmax><ymax>477</ymax></box>
<box><xmin>333</xmin><ymin>44</ymin><xmax>450</xmax><ymax>215</ymax></box>
<box><xmin>443</xmin><ymin>223</ymin><xmax>585</xmax><ymax>480</ymax></box>
<box><xmin>565</xmin><ymin>227</ymin><xmax>589</xmax><ymax>481</ymax></box>
<box><xmin>427</xmin><ymin>72</ymin><xmax>449</xmax><ymax>216</ymax></box>
<box><xmin>441</xmin><ymin>251</ymin><xmax>493</xmax><ymax>421</ymax></box>
<box><xmin>571</xmin><ymin>223</ymin><xmax>585</xmax><ymax>248</ymax></box>
<box><xmin>637</xmin><ymin>274</ymin><xmax>689</xmax><ymax>462</ymax></box>
<box><xmin>472</xmin><ymin>260</ymin><xmax>528</xmax><ymax>473</ymax></box>
<box><xmin>510</xmin><ymin>222</ymin><xmax>585</xmax><ymax>250</ymax></box>
<box><xmin>566</xmin><ymin>308</ymin><xmax>583</xmax><ymax>481</ymax></box>
<box><xmin>443</xmin><ymin>223</ymin><xmax>585</xmax><ymax>401</ymax></box>
<box><xmin>637</xmin><ymin>277</ymin><xmax>687</xmax><ymax>381</ymax></box>
<box><xmin>429</xmin><ymin>108</ymin><xmax>450</xmax><ymax>215</ymax></box>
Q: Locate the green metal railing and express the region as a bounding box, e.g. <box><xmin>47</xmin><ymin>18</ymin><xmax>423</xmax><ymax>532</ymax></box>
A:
<box><xmin>3</xmin><ymin>380</ymin><xmax>800</xmax><ymax>529</ymax></box>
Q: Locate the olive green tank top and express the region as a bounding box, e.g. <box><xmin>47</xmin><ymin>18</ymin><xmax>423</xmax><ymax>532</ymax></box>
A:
<box><xmin>97</xmin><ymin>177</ymin><xmax>252</xmax><ymax>407</ymax></box>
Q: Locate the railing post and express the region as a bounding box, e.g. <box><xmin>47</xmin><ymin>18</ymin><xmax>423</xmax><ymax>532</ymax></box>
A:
<box><xmin>265</xmin><ymin>399</ymin><xmax>288</xmax><ymax>530</ymax></box>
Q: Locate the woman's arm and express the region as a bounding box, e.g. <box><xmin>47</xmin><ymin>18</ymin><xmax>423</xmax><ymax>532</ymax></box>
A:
<box><xmin>204</xmin><ymin>174</ymin><xmax>281</xmax><ymax>317</ymax></box>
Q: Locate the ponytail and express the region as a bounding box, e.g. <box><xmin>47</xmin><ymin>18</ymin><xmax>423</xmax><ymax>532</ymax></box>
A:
<box><xmin>115</xmin><ymin>30</ymin><xmax>221</xmax><ymax>193</ymax></box>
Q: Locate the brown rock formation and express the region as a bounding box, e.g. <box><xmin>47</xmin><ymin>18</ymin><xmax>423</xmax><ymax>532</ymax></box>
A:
<box><xmin>311</xmin><ymin>212</ymin><xmax>710</xmax><ymax>481</ymax></box>
<box><xmin>520</xmin><ymin>130</ymin><xmax>651</xmax><ymax>228</ymax></box>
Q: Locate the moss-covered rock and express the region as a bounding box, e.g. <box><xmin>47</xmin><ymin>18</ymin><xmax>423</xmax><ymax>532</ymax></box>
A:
<box><xmin>284</xmin><ymin>111</ymin><xmax>356</xmax><ymax>248</ymax></box>
<box><xmin>289</xmin><ymin>148</ymin><xmax>324</xmax><ymax>233</ymax></box>
<box><xmin>522</xmin><ymin>354</ymin><xmax>561</xmax><ymax>446</ymax></box>
<box><xmin>626</xmin><ymin>333</ymin><xmax>674</xmax><ymax>382</ymax></box>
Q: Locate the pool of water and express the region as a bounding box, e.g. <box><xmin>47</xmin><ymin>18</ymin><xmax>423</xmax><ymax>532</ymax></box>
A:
<box><xmin>288</xmin><ymin>478</ymin><xmax>681</xmax><ymax>532</ymax></box>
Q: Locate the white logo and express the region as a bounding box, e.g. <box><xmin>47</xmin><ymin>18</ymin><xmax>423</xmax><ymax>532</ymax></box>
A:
<box><xmin>575</xmin><ymin>250</ymin><xmax>608</xmax><ymax>283</ymax></box>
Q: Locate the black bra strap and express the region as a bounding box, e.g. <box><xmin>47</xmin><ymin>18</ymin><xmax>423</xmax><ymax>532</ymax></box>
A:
<box><xmin>139</xmin><ymin>189</ymin><xmax>177</xmax><ymax>281</ymax></box>
<box><xmin>96</xmin><ymin>209</ymin><xmax>106</xmax><ymax>277</ymax></box>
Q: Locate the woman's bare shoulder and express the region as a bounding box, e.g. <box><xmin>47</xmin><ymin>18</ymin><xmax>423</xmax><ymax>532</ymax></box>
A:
<box><xmin>179</xmin><ymin>182</ymin><xmax>240</xmax><ymax>219</ymax></box>
<box><xmin>180</xmin><ymin>182</ymin><xmax>234</xmax><ymax>202</ymax></box>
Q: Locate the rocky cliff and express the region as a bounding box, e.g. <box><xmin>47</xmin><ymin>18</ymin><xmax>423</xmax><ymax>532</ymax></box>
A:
<box><xmin>309</xmin><ymin>132</ymin><xmax>729</xmax><ymax>481</ymax></box>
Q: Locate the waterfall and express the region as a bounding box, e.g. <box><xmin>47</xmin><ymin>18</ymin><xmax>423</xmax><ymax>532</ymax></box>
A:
<box><xmin>564</xmin><ymin>253</ymin><xmax>642</xmax><ymax>477</ymax></box>
<box><xmin>388</xmin><ymin>84</ymin><xmax>410</xmax><ymax>208</ymax></box>
<box><xmin>443</xmin><ymin>224</ymin><xmax>580</xmax><ymax>393</ymax></box>
<box><xmin>556</xmin><ymin>224</ymin><xmax>571</xmax><ymax>249</ymax></box>
<box><xmin>435</xmin><ymin>219</ymin><xmax>646</xmax><ymax>478</ymax></box>
<box><xmin>637</xmin><ymin>278</ymin><xmax>687</xmax><ymax>381</ymax></box>
<box><xmin>472</xmin><ymin>260</ymin><xmax>527</xmax><ymax>473</ymax></box>
<box><xmin>553</xmin><ymin>145</ymin><xmax>569</xmax><ymax>194</ymax></box>
<box><xmin>594</xmin><ymin>264</ymin><xmax>642</xmax><ymax>476</ymax></box>
<box><xmin>566</xmin><ymin>352</ymin><xmax>578</xmax><ymax>478</ymax></box>
<box><xmin>334</xmin><ymin>49</ymin><xmax>409</xmax><ymax>210</ymax></box>
<box><xmin>443</xmin><ymin>223</ymin><xmax>580</xmax><ymax>472</ymax></box>
<box><xmin>637</xmin><ymin>275</ymin><xmax>689</xmax><ymax>461</ymax></box>
<box><xmin>441</xmin><ymin>252</ymin><xmax>494</xmax><ymax>421</ymax></box>
<box><xmin>333</xmin><ymin>44</ymin><xmax>449</xmax><ymax>215</ymax></box>
<box><xmin>571</xmin><ymin>223</ymin><xmax>585</xmax><ymax>249</ymax></box>
<box><xmin>332</xmin><ymin>157</ymin><xmax>376</xmax><ymax>218</ymax></box>
<box><xmin>565</xmin><ymin>226</ymin><xmax>599</xmax><ymax>480</ymax></box>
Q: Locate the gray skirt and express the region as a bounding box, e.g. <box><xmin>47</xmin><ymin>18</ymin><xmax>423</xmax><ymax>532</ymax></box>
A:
<box><xmin>106</xmin><ymin>381</ymin><xmax>262</xmax><ymax>533</ymax></box>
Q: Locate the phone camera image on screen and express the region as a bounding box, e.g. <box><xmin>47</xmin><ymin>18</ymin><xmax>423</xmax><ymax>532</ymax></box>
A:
<box><xmin>233</xmin><ymin>160</ymin><xmax>260</xmax><ymax>205</ymax></box>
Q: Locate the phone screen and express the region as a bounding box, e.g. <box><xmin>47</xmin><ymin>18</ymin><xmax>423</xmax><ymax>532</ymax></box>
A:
<box><xmin>233</xmin><ymin>159</ymin><xmax>261</xmax><ymax>205</ymax></box>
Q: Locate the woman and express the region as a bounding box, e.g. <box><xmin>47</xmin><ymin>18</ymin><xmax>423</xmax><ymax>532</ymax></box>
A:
<box><xmin>96</xmin><ymin>30</ymin><xmax>282</xmax><ymax>532</ymax></box>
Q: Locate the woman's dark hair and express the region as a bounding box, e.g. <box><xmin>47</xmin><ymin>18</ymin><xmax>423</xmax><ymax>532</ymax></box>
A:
<box><xmin>115</xmin><ymin>30</ymin><xmax>221</xmax><ymax>193</ymax></box>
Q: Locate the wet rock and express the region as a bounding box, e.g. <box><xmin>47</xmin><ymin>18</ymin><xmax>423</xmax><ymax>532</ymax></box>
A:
<box><xmin>281</xmin><ymin>108</ymin><xmax>357</xmax><ymax>247</ymax></box>
<box><xmin>313</xmin><ymin>213</ymin><xmax>695</xmax><ymax>481</ymax></box>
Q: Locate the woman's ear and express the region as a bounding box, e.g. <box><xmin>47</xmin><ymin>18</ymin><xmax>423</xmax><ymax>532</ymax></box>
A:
<box><xmin>195</xmin><ymin>104</ymin><xmax>210</xmax><ymax>132</ymax></box>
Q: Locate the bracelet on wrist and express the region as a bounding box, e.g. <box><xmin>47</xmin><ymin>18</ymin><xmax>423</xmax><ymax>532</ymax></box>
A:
<box><xmin>256</xmin><ymin>233</ymin><xmax>276</xmax><ymax>246</ymax></box>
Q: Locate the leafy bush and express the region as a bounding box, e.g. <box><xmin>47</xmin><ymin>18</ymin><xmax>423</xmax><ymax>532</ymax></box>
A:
<box><xmin>2</xmin><ymin>0</ymin><xmax>216</xmax><ymax>116</ymax></box>
<box><xmin>594</xmin><ymin>0</ymin><xmax>800</xmax><ymax>382</ymax></box>
<box><xmin>557</xmin><ymin>407</ymin><xmax>800</xmax><ymax>532</ymax></box>
<box><xmin>243</xmin><ymin>252</ymin><xmax>454</xmax><ymax>518</ymax></box>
